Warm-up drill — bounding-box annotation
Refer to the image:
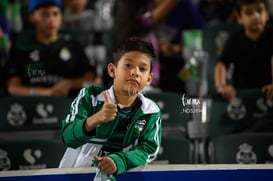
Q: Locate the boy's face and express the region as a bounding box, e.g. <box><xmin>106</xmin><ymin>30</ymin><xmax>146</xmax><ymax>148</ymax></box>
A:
<box><xmin>30</xmin><ymin>6</ymin><xmax>62</xmax><ymax>36</ymax></box>
<box><xmin>237</xmin><ymin>2</ymin><xmax>269</xmax><ymax>34</ymax></box>
<box><xmin>108</xmin><ymin>51</ymin><xmax>153</xmax><ymax>96</ymax></box>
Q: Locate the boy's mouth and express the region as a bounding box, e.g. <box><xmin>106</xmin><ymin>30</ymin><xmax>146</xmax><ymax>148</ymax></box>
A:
<box><xmin>127</xmin><ymin>79</ymin><xmax>138</xmax><ymax>84</ymax></box>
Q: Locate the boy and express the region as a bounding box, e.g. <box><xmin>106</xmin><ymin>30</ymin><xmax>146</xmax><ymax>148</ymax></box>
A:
<box><xmin>4</xmin><ymin>0</ymin><xmax>97</xmax><ymax>97</ymax></box>
<box><xmin>214</xmin><ymin>0</ymin><xmax>273</xmax><ymax>100</ymax></box>
<box><xmin>59</xmin><ymin>37</ymin><xmax>162</xmax><ymax>180</ymax></box>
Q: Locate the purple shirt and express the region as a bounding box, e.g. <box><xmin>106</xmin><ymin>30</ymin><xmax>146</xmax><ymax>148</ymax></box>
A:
<box><xmin>160</xmin><ymin>0</ymin><xmax>206</xmax><ymax>44</ymax></box>
<box><xmin>141</xmin><ymin>11</ymin><xmax>160</xmax><ymax>86</ymax></box>
<box><xmin>0</xmin><ymin>15</ymin><xmax>10</xmax><ymax>37</ymax></box>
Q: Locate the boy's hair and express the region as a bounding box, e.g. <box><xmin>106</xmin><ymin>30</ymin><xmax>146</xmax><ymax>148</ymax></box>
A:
<box><xmin>28</xmin><ymin>0</ymin><xmax>63</xmax><ymax>14</ymax></box>
<box><xmin>235</xmin><ymin>0</ymin><xmax>269</xmax><ymax>14</ymax></box>
<box><xmin>112</xmin><ymin>37</ymin><xmax>156</xmax><ymax>72</ymax></box>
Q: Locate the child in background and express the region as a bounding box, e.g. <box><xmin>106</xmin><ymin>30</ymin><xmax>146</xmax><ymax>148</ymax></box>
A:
<box><xmin>214</xmin><ymin>0</ymin><xmax>273</xmax><ymax>100</ymax></box>
<box><xmin>59</xmin><ymin>37</ymin><xmax>162</xmax><ymax>180</ymax></box>
<box><xmin>4</xmin><ymin>0</ymin><xmax>98</xmax><ymax>97</ymax></box>
<box><xmin>214</xmin><ymin>0</ymin><xmax>273</xmax><ymax>133</ymax></box>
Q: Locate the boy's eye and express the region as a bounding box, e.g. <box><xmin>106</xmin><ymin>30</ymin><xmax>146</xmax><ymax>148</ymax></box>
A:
<box><xmin>41</xmin><ymin>12</ymin><xmax>49</xmax><ymax>17</ymax></box>
<box><xmin>245</xmin><ymin>10</ymin><xmax>253</xmax><ymax>16</ymax></box>
<box><xmin>54</xmin><ymin>11</ymin><xmax>60</xmax><ymax>16</ymax></box>
<box><xmin>125</xmin><ymin>63</ymin><xmax>131</xmax><ymax>68</ymax></box>
<box><xmin>140</xmin><ymin>67</ymin><xmax>147</xmax><ymax>72</ymax></box>
<box><xmin>257</xmin><ymin>8</ymin><xmax>263</xmax><ymax>14</ymax></box>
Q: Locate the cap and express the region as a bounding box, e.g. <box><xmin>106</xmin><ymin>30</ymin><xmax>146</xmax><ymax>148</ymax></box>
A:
<box><xmin>28</xmin><ymin>0</ymin><xmax>62</xmax><ymax>13</ymax></box>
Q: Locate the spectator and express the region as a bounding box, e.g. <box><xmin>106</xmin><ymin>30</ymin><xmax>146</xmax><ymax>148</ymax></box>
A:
<box><xmin>4</xmin><ymin>0</ymin><xmax>98</xmax><ymax>98</ymax></box>
<box><xmin>214</xmin><ymin>0</ymin><xmax>273</xmax><ymax>100</ymax></box>
<box><xmin>110</xmin><ymin>0</ymin><xmax>179</xmax><ymax>88</ymax></box>
<box><xmin>0</xmin><ymin>0</ymin><xmax>11</xmax><ymax>97</ymax></box>
<box><xmin>59</xmin><ymin>37</ymin><xmax>162</xmax><ymax>180</ymax></box>
<box><xmin>0</xmin><ymin>0</ymin><xmax>11</xmax><ymax>61</ymax></box>
<box><xmin>155</xmin><ymin>0</ymin><xmax>206</xmax><ymax>93</ymax></box>
<box><xmin>62</xmin><ymin>0</ymin><xmax>94</xmax><ymax>32</ymax></box>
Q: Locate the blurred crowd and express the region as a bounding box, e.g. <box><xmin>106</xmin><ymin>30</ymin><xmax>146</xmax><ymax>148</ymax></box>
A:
<box><xmin>0</xmin><ymin>0</ymin><xmax>273</xmax><ymax>98</ymax></box>
<box><xmin>0</xmin><ymin>0</ymin><xmax>273</xmax><ymax>170</ymax></box>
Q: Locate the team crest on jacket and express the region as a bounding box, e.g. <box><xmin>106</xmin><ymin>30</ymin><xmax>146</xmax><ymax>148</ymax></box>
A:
<box><xmin>135</xmin><ymin>120</ymin><xmax>146</xmax><ymax>133</ymax></box>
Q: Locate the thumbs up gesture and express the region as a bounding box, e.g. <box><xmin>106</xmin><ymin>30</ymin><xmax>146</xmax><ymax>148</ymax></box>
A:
<box><xmin>99</xmin><ymin>91</ymin><xmax>118</xmax><ymax>122</ymax></box>
<box><xmin>84</xmin><ymin>91</ymin><xmax>118</xmax><ymax>133</ymax></box>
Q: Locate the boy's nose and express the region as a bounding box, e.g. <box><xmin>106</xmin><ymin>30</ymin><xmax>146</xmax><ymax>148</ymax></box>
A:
<box><xmin>252</xmin><ymin>11</ymin><xmax>260</xmax><ymax>19</ymax></box>
<box><xmin>130</xmin><ymin>68</ymin><xmax>139</xmax><ymax>77</ymax></box>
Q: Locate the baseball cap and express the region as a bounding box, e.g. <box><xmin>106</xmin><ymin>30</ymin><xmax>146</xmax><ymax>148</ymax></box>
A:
<box><xmin>28</xmin><ymin>0</ymin><xmax>62</xmax><ymax>14</ymax></box>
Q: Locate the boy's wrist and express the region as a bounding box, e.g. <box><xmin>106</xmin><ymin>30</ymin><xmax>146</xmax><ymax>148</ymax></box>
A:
<box><xmin>29</xmin><ymin>87</ymin><xmax>35</xmax><ymax>96</ymax></box>
<box><xmin>216</xmin><ymin>84</ymin><xmax>227</xmax><ymax>92</ymax></box>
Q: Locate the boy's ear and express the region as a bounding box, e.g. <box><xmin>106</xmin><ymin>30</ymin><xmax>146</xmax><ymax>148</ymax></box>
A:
<box><xmin>235</xmin><ymin>11</ymin><xmax>243</xmax><ymax>25</ymax></box>
<box><xmin>107</xmin><ymin>63</ymin><xmax>116</xmax><ymax>78</ymax></box>
<box><xmin>265</xmin><ymin>11</ymin><xmax>270</xmax><ymax>21</ymax></box>
<box><xmin>146</xmin><ymin>73</ymin><xmax>154</xmax><ymax>86</ymax></box>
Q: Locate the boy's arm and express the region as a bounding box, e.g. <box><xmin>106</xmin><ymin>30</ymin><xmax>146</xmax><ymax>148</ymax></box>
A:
<box><xmin>108</xmin><ymin>114</ymin><xmax>162</xmax><ymax>175</ymax></box>
<box><xmin>7</xmin><ymin>76</ymin><xmax>53</xmax><ymax>96</ymax></box>
<box><xmin>151</xmin><ymin>0</ymin><xmax>179</xmax><ymax>25</ymax></box>
<box><xmin>6</xmin><ymin>71</ymin><xmax>97</xmax><ymax>96</ymax></box>
<box><xmin>61</xmin><ymin>87</ymin><xmax>99</xmax><ymax>148</ymax></box>
<box><xmin>214</xmin><ymin>61</ymin><xmax>236</xmax><ymax>100</ymax></box>
<box><xmin>214</xmin><ymin>32</ymin><xmax>238</xmax><ymax>100</ymax></box>
<box><xmin>214</xmin><ymin>61</ymin><xmax>228</xmax><ymax>91</ymax></box>
<box><xmin>61</xmin><ymin>88</ymin><xmax>117</xmax><ymax>148</ymax></box>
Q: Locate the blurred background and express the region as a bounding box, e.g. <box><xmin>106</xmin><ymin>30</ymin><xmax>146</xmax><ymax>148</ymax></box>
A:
<box><xmin>0</xmin><ymin>0</ymin><xmax>273</xmax><ymax>171</ymax></box>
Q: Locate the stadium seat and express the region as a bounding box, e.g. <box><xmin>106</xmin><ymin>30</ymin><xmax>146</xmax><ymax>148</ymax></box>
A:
<box><xmin>0</xmin><ymin>139</ymin><xmax>66</xmax><ymax>171</ymax></box>
<box><xmin>208</xmin><ymin>89</ymin><xmax>272</xmax><ymax>137</ymax></box>
<box><xmin>144</xmin><ymin>91</ymin><xmax>189</xmax><ymax>137</ymax></box>
<box><xmin>153</xmin><ymin>136</ymin><xmax>193</xmax><ymax>164</ymax></box>
<box><xmin>208</xmin><ymin>132</ymin><xmax>273</xmax><ymax>164</ymax></box>
<box><xmin>0</xmin><ymin>96</ymin><xmax>73</xmax><ymax>140</ymax></box>
<box><xmin>0</xmin><ymin>96</ymin><xmax>72</xmax><ymax>132</ymax></box>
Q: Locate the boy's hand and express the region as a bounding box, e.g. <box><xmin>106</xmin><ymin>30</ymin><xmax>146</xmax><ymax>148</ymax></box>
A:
<box><xmin>262</xmin><ymin>84</ymin><xmax>273</xmax><ymax>100</ymax></box>
<box><xmin>217</xmin><ymin>85</ymin><xmax>236</xmax><ymax>101</ymax></box>
<box><xmin>84</xmin><ymin>91</ymin><xmax>117</xmax><ymax>133</ymax></box>
<box><xmin>100</xmin><ymin>91</ymin><xmax>117</xmax><ymax>122</ymax></box>
<box><xmin>50</xmin><ymin>80</ymin><xmax>72</xmax><ymax>96</ymax></box>
<box><xmin>93</xmin><ymin>155</ymin><xmax>117</xmax><ymax>175</ymax></box>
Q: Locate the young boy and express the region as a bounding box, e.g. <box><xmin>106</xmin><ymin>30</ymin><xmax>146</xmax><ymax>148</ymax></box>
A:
<box><xmin>59</xmin><ymin>37</ymin><xmax>162</xmax><ymax>179</ymax></box>
<box><xmin>4</xmin><ymin>0</ymin><xmax>97</xmax><ymax>97</ymax></box>
<box><xmin>214</xmin><ymin>0</ymin><xmax>273</xmax><ymax>100</ymax></box>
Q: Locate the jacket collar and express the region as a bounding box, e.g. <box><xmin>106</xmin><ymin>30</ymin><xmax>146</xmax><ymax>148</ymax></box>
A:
<box><xmin>97</xmin><ymin>86</ymin><xmax>160</xmax><ymax>114</ymax></box>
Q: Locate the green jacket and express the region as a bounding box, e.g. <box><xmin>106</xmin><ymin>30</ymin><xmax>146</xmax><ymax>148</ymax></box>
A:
<box><xmin>59</xmin><ymin>85</ymin><xmax>162</xmax><ymax>175</ymax></box>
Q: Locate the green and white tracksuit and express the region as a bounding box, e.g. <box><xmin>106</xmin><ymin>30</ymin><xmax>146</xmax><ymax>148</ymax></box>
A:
<box><xmin>59</xmin><ymin>85</ymin><xmax>162</xmax><ymax>175</ymax></box>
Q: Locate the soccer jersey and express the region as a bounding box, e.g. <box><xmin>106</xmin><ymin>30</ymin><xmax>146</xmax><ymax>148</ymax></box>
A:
<box><xmin>4</xmin><ymin>31</ymin><xmax>95</xmax><ymax>94</ymax></box>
